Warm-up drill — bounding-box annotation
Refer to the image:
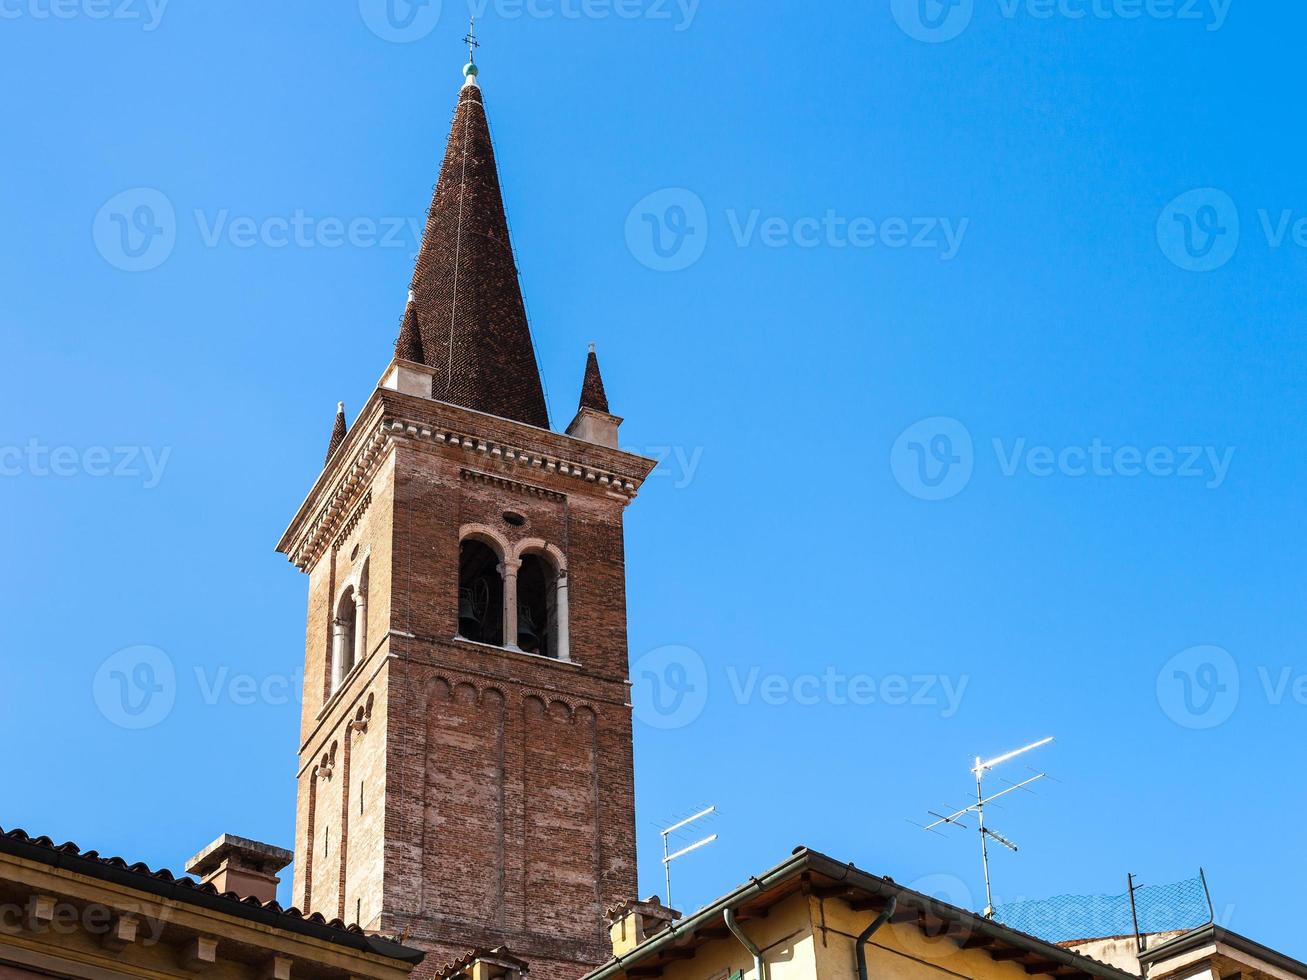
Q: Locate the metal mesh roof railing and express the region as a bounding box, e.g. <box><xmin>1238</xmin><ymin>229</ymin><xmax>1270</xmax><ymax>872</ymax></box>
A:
<box><xmin>992</xmin><ymin>874</ymin><xmax>1213</xmax><ymax>944</ymax></box>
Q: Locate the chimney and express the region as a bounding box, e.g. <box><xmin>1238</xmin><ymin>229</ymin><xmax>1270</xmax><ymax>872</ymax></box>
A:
<box><xmin>185</xmin><ymin>835</ymin><xmax>293</xmax><ymax>905</ymax></box>
<box><xmin>606</xmin><ymin>896</ymin><xmax>681</xmax><ymax>957</ymax></box>
<box><xmin>439</xmin><ymin>947</ymin><xmax>529</xmax><ymax>980</ymax></box>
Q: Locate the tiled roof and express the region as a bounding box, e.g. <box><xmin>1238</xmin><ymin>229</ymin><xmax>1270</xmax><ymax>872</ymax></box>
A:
<box><xmin>0</xmin><ymin>825</ymin><xmax>422</xmax><ymax>962</ymax></box>
<box><xmin>406</xmin><ymin>78</ymin><xmax>550</xmax><ymax>429</ymax></box>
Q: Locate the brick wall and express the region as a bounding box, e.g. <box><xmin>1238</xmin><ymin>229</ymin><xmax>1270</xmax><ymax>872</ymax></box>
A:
<box><xmin>290</xmin><ymin>405</ymin><xmax>646</xmax><ymax>980</ymax></box>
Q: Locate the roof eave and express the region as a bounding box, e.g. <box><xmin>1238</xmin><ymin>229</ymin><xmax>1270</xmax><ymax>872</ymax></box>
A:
<box><xmin>1140</xmin><ymin>925</ymin><xmax>1307</xmax><ymax>980</ymax></box>
<box><xmin>582</xmin><ymin>849</ymin><xmax>1141</xmax><ymax>980</ymax></box>
<box><xmin>0</xmin><ymin>829</ymin><xmax>425</xmax><ymax>964</ymax></box>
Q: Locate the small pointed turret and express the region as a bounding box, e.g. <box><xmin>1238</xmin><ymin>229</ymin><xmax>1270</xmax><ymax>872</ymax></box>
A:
<box><xmin>566</xmin><ymin>345</ymin><xmax>622</xmax><ymax>449</ymax></box>
<box><xmin>395</xmin><ymin>291</ymin><xmax>426</xmax><ymax>363</ymax></box>
<box><xmin>578</xmin><ymin>343</ymin><xmax>610</xmax><ymax>414</ymax></box>
<box><xmin>325</xmin><ymin>402</ymin><xmax>347</xmax><ymax>465</ymax></box>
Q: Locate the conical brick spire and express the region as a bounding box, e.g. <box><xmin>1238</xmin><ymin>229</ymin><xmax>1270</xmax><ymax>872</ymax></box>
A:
<box><xmin>325</xmin><ymin>402</ymin><xmax>347</xmax><ymax>465</ymax></box>
<box><xmin>406</xmin><ymin>62</ymin><xmax>550</xmax><ymax>429</ymax></box>
<box><xmin>578</xmin><ymin>344</ymin><xmax>610</xmax><ymax>414</ymax></box>
<box><xmin>395</xmin><ymin>291</ymin><xmax>426</xmax><ymax>363</ymax></box>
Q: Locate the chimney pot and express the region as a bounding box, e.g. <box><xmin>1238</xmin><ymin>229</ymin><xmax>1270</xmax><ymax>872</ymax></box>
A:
<box><xmin>185</xmin><ymin>835</ymin><xmax>293</xmax><ymax>905</ymax></box>
<box><xmin>606</xmin><ymin>896</ymin><xmax>681</xmax><ymax>956</ymax></box>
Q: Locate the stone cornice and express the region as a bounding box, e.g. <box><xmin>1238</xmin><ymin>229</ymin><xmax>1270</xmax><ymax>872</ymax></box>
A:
<box><xmin>277</xmin><ymin>388</ymin><xmax>657</xmax><ymax>572</ymax></box>
<box><xmin>460</xmin><ymin>468</ymin><xmax>567</xmax><ymax>502</ymax></box>
<box><xmin>391</xmin><ymin>418</ymin><xmax>640</xmax><ymax>494</ymax></box>
<box><xmin>277</xmin><ymin>412</ymin><xmax>391</xmax><ymax>572</ymax></box>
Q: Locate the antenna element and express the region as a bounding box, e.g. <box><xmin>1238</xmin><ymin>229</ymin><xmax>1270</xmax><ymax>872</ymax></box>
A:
<box><xmin>659</xmin><ymin>806</ymin><xmax>718</xmax><ymax>908</ymax></box>
<box><xmin>921</xmin><ymin>737</ymin><xmax>1055</xmax><ymax>918</ymax></box>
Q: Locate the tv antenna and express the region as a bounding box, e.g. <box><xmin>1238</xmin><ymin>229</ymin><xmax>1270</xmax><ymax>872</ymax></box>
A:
<box><xmin>658</xmin><ymin>805</ymin><xmax>718</xmax><ymax>908</ymax></box>
<box><xmin>920</xmin><ymin>737</ymin><xmax>1055</xmax><ymax>918</ymax></box>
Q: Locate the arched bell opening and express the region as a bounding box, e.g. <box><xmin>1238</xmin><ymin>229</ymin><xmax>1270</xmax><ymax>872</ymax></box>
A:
<box><xmin>516</xmin><ymin>554</ymin><xmax>558</xmax><ymax>659</ymax></box>
<box><xmin>458</xmin><ymin>538</ymin><xmax>504</xmax><ymax>646</ymax></box>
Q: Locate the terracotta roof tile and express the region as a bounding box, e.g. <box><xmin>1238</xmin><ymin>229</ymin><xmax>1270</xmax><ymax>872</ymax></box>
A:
<box><xmin>0</xmin><ymin>825</ymin><xmax>416</xmax><ymax>955</ymax></box>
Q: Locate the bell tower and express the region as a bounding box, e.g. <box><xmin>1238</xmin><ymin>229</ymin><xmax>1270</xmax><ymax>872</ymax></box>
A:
<box><xmin>276</xmin><ymin>55</ymin><xmax>654</xmax><ymax>980</ymax></box>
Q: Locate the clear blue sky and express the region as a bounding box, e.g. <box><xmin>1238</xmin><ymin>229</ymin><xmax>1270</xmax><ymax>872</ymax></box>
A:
<box><xmin>3</xmin><ymin>0</ymin><xmax>1305</xmax><ymax>960</ymax></box>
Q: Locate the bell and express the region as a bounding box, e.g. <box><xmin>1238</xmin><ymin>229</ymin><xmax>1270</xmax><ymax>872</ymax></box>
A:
<box><xmin>517</xmin><ymin>605</ymin><xmax>541</xmax><ymax>653</ymax></box>
<box><xmin>458</xmin><ymin>586</ymin><xmax>483</xmax><ymax>639</ymax></box>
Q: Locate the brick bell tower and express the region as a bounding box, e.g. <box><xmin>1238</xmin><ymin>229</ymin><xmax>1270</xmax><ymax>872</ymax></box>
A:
<box><xmin>276</xmin><ymin>53</ymin><xmax>655</xmax><ymax>980</ymax></box>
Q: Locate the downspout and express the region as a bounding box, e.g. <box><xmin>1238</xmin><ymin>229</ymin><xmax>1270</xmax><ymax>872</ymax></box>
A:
<box><xmin>724</xmin><ymin>906</ymin><xmax>764</xmax><ymax>980</ymax></box>
<box><xmin>855</xmin><ymin>895</ymin><xmax>899</xmax><ymax>980</ymax></box>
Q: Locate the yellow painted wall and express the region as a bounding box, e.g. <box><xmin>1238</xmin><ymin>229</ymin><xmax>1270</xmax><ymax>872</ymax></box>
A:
<box><xmin>811</xmin><ymin>895</ymin><xmax>1064</xmax><ymax>980</ymax></box>
<box><xmin>645</xmin><ymin>892</ymin><xmax>1071</xmax><ymax>980</ymax></box>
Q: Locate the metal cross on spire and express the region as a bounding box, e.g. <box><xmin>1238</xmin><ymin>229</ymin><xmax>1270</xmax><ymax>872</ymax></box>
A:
<box><xmin>463</xmin><ymin>17</ymin><xmax>480</xmax><ymax>64</ymax></box>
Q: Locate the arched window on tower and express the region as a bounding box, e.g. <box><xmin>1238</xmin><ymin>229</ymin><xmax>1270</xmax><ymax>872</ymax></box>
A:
<box><xmin>458</xmin><ymin>538</ymin><xmax>504</xmax><ymax>646</ymax></box>
<box><xmin>332</xmin><ymin>587</ymin><xmax>357</xmax><ymax>692</ymax></box>
<box><xmin>516</xmin><ymin>553</ymin><xmax>559</xmax><ymax>659</ymax></box>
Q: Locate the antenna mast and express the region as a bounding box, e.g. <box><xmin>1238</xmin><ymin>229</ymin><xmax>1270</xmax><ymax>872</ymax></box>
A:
<box><xmin>659</xmin><ymin>806</ymin><xmax>718</xmax><ymax>908</ymax></box>
<box><xmin>921</xmin><ymin>736</ymin><xmax>1055</xmax><ymax>918</ymax></box>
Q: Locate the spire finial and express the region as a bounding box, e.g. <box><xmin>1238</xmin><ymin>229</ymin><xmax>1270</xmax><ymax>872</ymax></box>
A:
<box><xmin>588</xmin><ymin>342</ymin><xmax>596</xmax><ymax>354</ymax></box>
<box><xmin>462</xmin><ymin>18</ymin><xmax>480</xmax><ymax>86</ymax></box>
<box><xmin>464</xmin><ymin>16</ymin><xmax>479</xmax><ymax>64</ymax></box>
